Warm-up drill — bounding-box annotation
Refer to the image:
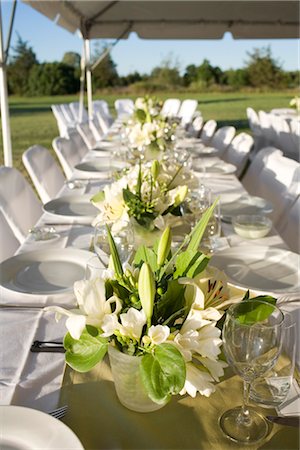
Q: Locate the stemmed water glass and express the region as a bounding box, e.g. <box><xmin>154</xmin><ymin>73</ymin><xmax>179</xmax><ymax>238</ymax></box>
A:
<box><xmin>93</xmin><ymin>222</ymin><xmax>134</xmax><ymax>268</ymax></box>
<box><xmin>219</xmin><ymin>299</ymin><xmax>284</xmax><ymax>444</ymax></box>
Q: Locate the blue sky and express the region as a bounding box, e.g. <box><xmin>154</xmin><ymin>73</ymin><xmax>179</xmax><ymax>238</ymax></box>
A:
<box><xmin>1</xmin><ymin>0</ymin><xmax>299</xmax><ymax>75</ymax></box>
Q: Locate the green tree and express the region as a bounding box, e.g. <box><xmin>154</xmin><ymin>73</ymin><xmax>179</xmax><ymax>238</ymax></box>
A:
<box><xmin>7</xmin><ymin>34</ymin><xmax>38</xmax><ymax>95</ymax></box>
<box><xmin>62</xmin><ymin>51</ymin><xmax>81</xmax><ymax>69</ymax></box>
<box><xmin>245</xmin><ymin>46</ymin><xmax>287</xmax><ymax>88</ymax></box>
<box><xmin>183</xmin><ymin>64</ymin><xmax>198</xmax><ymax>86</ymax></box>
<box><xmin>27</xmin><ymin>62</ymin><xmax>79</xmax><ymax>96</ymax></box>
<box><xmin>225</xmin><ymin>68</ymin><xmax>249</xmax><ymax>88</ymax></box>
<box><xmin>150</xmin><ymin>54</ymin><xmax>182</xmax><ymax>87</ymax></box>
<box><xmin>91</xmin><ymin>43</ymin><xmax>119</xmax><ymax>89</ymax></box>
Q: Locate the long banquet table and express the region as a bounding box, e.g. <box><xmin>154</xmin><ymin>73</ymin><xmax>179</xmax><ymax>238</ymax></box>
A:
<box><xmin>1</xmin><ymin>145</ymin><xmax>299</xmax><ymax>449</ymax></box>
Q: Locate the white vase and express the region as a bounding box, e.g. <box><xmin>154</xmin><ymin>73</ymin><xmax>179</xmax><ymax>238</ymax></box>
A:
<box><xmin>131</xmin><ymin>219</ymin><xmax>162</xmax><ymax>249</ymax></box>
<box><xmin>108</xmin><ymin>345</ymin><xmax>167</xmax><ymax>413</ymax></box>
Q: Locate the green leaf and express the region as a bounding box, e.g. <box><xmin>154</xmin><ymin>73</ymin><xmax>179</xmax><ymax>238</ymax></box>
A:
<box><xmin>135</xmin><ymin>109</ymin><xmax>146</xmax><ymax>123</ymax></box>
<box><xmin>106</xmin><ymin>225</ymin><xmax>123</xmax><ymax>277</ymax></box>
<box><xmin>91</xmin><ymin>191</ymin><xmax>105</xmax><ymax>204</ymax></box>
<box><xmin>140</xmin><ymin>343</ymin><xmax>186</xmax><ymax>404</ymax></box>
<box><xmin>236</xmin><ymin>298</ymin><xmax>277</xmax><ymax>325</ymax></box>
<box><xmin>134</xmin><ymin>245</ymin><xmax>158</xmax><ymax>273</ymax></box>
<box><xmin>64</xmin><ymin>327</ymin><xmax>108</xmax><ymax>372</ymax></box>
<box><xmin>136</xmin><ymin>160</ymin><xmax>142</xmax><ymax>198</ymax></box>
<box><xmin>174</xmin><ymin>249</ymin><xmax>210</xmax><ymax>278</ymax></box>
<box><xmin>187</xmin><ymin>199</ymin><xmax>218</xmax><ymax>252</ymax></box>
<box><xmin>154</xmin><ymin>279</ymin><xmax>186</xmax><ymax>326</ymax></box>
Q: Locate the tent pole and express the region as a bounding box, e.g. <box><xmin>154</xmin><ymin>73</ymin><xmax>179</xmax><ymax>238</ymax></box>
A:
<box><xmin>84</xmin><ymin>39</ymin><xmax>93</xmax><ymax>120</ymax></box>
<box><xmin>79</xmin><ymin>40</ymin><xmax>86</xmax><ymax>122</ymax></box>
<box><xmin>0</xmin><ymin>1</ymin><xmax>13</xmax><ymax>167</ymax></box>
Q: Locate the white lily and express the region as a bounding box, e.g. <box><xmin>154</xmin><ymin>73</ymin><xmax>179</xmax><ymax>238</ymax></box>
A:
<box><xmin>45</xmin><ymin>278</ymin><xmax>122</xmax><ymax>340</ymax></box>
<box><xmin>148</xmin><ymin>325</ymin><xmax>170</xmax><ymax>345</ymax></box>
<box><xmin>119</xmin><ymin>308</ymin><xmax>147</xmax><ymax>341</ymax></box>
<box><xmin>180</xmin><ymin>362</ymin><xmax>216</xmax><ymax>398</ymax></box>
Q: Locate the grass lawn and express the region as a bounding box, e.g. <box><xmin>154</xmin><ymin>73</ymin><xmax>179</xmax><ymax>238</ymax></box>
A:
<box><xmin>0</xmin><ymin>90</ymin><xmax>295</xmax><ymax>182</ymax></box>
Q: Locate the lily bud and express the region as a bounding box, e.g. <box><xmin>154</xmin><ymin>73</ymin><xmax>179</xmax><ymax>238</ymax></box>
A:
<box><xmin>138</xmin><ymin>262</ymin><xmax>155</xmax><ymax>324</ymax></box>
<box><xmin>157</xmin><ymin>226</ymin><xmax>172</xmax><ymax>267</ymax></box>
<box><xmin>174</xmin><ymin>185</ymin><xmax>188</xmax><ymax>207</ymax></box>
<box><xmin>151</xmin><ymin>160</ymin><xmax>160</xmax><ymax>181</ymax></box>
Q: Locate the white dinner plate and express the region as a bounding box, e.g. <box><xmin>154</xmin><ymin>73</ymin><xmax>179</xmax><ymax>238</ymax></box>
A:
<box><xmin>74</xmin><ymin>159</ymin><xmax>126</xmax><ymax>178</ymax></box>
<box><xmin>44</xmin><ymin>194</ymin><xmax>98</xmax><ymax>223</ymax></box>
<box><xmin>94</xmin><ymin>140</ymin><xmax>116</xmax><ymax>149</ymax></box>
<box><xmin>221</xmin><ymin>195</ymin><xmax>273</xmax><ymax>222</ymax></box>
<box><xmin>211</xmin><ymin>246</ymin><xmax>300</xmax><ymax>294</ymax></box>
<box><xmin>0</xmin><ymin>406</ymin><xmax>84</xmax><ymax>450</ymax></box>
<box><xmin>219</xmin><ymin>192</ymin><xmax>243</xmax><ymax>204</ymax></box>
<box><xmin>193</xmin><ymin>161</ymin><xmax>236</xmax><ymax>175</ymax></box>
<box><xmin>0</xmin><ymin>248</ymin><xmax>93</xmax><ymax>295</ymax></box>
<box><xmin>193</xmin><ymin>146</ymin><xmax>219</xmax><ymax>156</ymax></box>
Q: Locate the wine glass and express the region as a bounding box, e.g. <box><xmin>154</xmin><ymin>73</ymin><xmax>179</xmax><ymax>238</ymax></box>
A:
<box><xmin>93</xmin><ymin>222</ymin><xmax>134</xmax><ymax>268</ymax></box>
<box><xmin>219</xmin><ymin>299</ymin><xmax>284</xmax><ymax>444</ymax></box>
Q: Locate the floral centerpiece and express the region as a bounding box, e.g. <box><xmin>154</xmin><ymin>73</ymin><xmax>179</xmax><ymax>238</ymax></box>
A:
<box><xmin>91</xmin><ymin>159</ymin><xmax>198</xmax><ymax>243</ymax></box>
<box><xmin>125</xmin><ymin>96</ymin><xmax>176</xmax><ymax>159</ymax></box>
<box><xmin>47</xmin><ymin>203</ymin><xmax>276</xmax><ymax>412</ymax></box>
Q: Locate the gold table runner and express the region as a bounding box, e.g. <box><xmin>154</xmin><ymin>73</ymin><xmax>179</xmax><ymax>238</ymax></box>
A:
<box><xmin>59</xmin><ymin>357</ymin><xmax>299</xmax><ymax>450</ymax></box>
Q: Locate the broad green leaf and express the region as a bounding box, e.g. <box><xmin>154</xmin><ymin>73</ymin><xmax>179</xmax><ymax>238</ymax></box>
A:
<box><xmin>140</xmin><ymin>343</ymin><xmax>186</xmax><ymax>404</ymax></box>
<box><xmin>236</xmin><ymin>298</ymin><xmax>277</xmax><ymax>325</ymax></box>
<box><xmin>64</xmin><ymin>327</ymin><xmax>108</xmax><ymax>372</ymax></box>
<box><xmin>106</xmin><ymin>225</ymin><xmax>123</xmax><ymax>277</ymax></box>
<box><xmin>134</xmin><ymin>245</ymin><xmax>158</xmax><ymax>272</ymax></box>
<box><xmin>154</xmin><ymin>280</ymin><xmax>186</xmax><ymax>327</ymax></box>
<box><xmin>91</xmin><ymin>191</ymin><xmax>105</xmax><ymax>204</ymax></box>
<box><xmin>135</xmin><ymin>109</ymin><xmax>146</xmax><ymax>123</ymax></box>
<box><xmin>174</xmin><ymin>249</ymin><xmax>209</xmax><ymax>278</ymax></box>
<box><xmin>187</xmin><ymin>199</ymin><xmax>218</xmax><ymax>252</ymax></box>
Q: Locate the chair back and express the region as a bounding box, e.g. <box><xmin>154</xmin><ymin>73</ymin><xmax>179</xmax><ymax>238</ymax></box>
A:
<box><xmin>222</xmin><ymin>132</ymin><xmax>254</xmax><ymax>178</ymax></box>
<box><xmin>0</xmin><ymin>209</ymin><xmax>20</xmax><ymax>262</ymax></box>
<box><xmin>177</xmin><ymin>99</ymin><xmax>198</xmax><ymax>126</ymax></box>
<box><xmin>70</xmin><ymin>102</ymin><xmax>89</xmax><ymax>122</ymax></box>
<box><xmin>199</xmin><ymin>120</ymin><xmax>217</xmax><ymax>144</ymax></box>
<box><xmin>160</xmin><ymin>98</ymin><xmax>181</xmax><ymax>118</ymax></box>
<box><xmin>186</xmin><ymin>115</ymin><xmax>203</xmax><ymax>138</ymax></box>
<box><xmin>52</xmin><ymin>137</ymin><xmax>82</xmax><ymax>179</ymax></box>
<box><xmin>0</xmin><ymin>166</ymin><xmax>42</xmax><ymax>243</ymax></box>
<box><xmin>66</xmin><ymin>129</ymin><xmax>89</xmax><ymax>159</ymax></box>
<box><xmin>210</xmin><ymin>126</ymin><xmax>236</xmax><ymax>154</ymax></box>
<box><xmin>114</xmin><ymin>99</ymin><xmax>134</xmax><ymax>119</ymax></box>
<box><xmin>241</xmin><ymin>146</ymin><xmax>283</xmax><ymax>195</ymax></box>
<box><xmin>76</xmin><ymin>122</ymin><xmax>98</xmax><ymax>150</ymax></box>
<box><xmin>22</xmin><ymin>145</ymin><xmax>65</xmax><ymax>203</ymax></box>
<box><xmin>93</xmin><ymin>100</ymin><xmax>113</xmax><ymax>124</ymax></box>
<box><xmin>276</xmin><ymin>197</ymin><xmax>300</xmax><ymax>254</ymax></box>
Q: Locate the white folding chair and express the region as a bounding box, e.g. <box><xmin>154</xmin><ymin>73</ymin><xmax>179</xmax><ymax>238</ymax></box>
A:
<box><xmin>52</xmin><ymin>137</ymin><xmax>83</xmax><ymax>179</ymax></box>
<box><xmin>199</xmin><ymin>119</ymin><xmax>217</xmax><ymax>145</ymax></box>
<box><xmin>177</xmin><ymin>99</ymin><xmax>198</xmax><ymax>127</ymax></box>
<box><xmin>51</xmin><ymin>104</ymin><xmax>70</xmax><ymax>137</ymax></box>
<box><xmin>210</xmin><ymin>126</ymin><xmax>236</xmax><ymax>155</ymax></box>
<box><xmin>160</xmin><ymin>98</ymin><xmax>181</xmax><ymax>118</ymax></box>
<box><xmin>70</xmin><ymin>102</ymin><xmax>89</xmax><ymax>123</ymax></box>
<box><xmin>66</xmin><ymin>129</ymin><xmax>89</xmax><ymax>159</ymax></box>
<box><xmin>0</xmin><ymin>166</ymin><xmax>42</xmax><ymax>244</ymax></box>
<box><xmin>276</xmin><ymin>196</ymin><xmax>300</xmax><ymax>254</ymax></box>
<box><xmin>241</xmin><ymin>146</ymin><xmax>283</xmax><ymax>196</ymax></box>
<box><xmin>0</xmin><ymin>209</ymin><xmax>20</xmax><ymax>262</ymax></box>
<box><xmin>272</xmin><ymin>115</ymin><xmax>297</xmax><ymax>160</ymax></box>
<box><xmin>186</xmin><ymin>115</ymin><xmax>203</xmax><ymax>138</ymax></box>
<box><xmin>222</xmin><ymin>132</ymin><xmax>254</xmax><ymax>178</ymax></box>
<box><xmin>246</xmin><ymin>107</ymin><xmax>265</xmax><ymax>151</ymax></box>
<box><xmin>22</xmin><ymin>145</ymin><xmax>65</xmax><ymax>203</ymax></box>
<box><xmin>258</xmin><ymin>153</ymin><xmax>300</xmax><ymax>225</ymax></box>
<box><xmin>114</xmin><ymin>99</ymin><xmax>134</xmax><ymax>119</ymax></box>
<box><xmin>76</xmin><ymin>122</ymin><xmax>100</xmax><ymax>150</ymax></box>
<box><xmin>93</xmin><ymin>100</ymin><xmax>114</xmax><ymax>125</ymax></box>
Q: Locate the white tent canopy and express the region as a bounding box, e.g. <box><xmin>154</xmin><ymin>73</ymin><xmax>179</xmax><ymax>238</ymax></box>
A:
<box><xmin>1</xmin><ymin>0</ymin><xmax>299</xmax><ymax>166</ymax></box>
<box><xmin>24</xmin><ymin>0</ymin><xmax>299</xmax><ymax>39</ymax></box>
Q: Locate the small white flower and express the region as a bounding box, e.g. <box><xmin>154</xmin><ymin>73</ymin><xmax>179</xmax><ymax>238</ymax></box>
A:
<box><xmin>180</xmin><ymin>362</ymin><xmax>216</xmax><ymax>398</ymax></box>
<box><xmin>101</xmin><ymin>314</ymin><xmax>121</xmax><ymax>337</ymax></box>
<box><xmin>119</xmin><ymin>308</ymin><xmax>147</xmax><ymax>341</ymax></box>
<box><xmin>148</xmin><ymin>325</ymin><xmax>170</xmax><ymax>345</ymax></box>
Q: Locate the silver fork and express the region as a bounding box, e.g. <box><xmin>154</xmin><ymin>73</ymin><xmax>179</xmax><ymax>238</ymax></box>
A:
<box><xmin>48</xmin><ymin>405</ymin><xmax>68</xmax><ymax>420</ymax></box>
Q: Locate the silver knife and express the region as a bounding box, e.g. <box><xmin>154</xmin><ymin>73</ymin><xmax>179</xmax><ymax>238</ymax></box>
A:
<box><xmin>266</xmin><ymin>415</ymin><xmax>300</xmax><ymax>427</ymax></box>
